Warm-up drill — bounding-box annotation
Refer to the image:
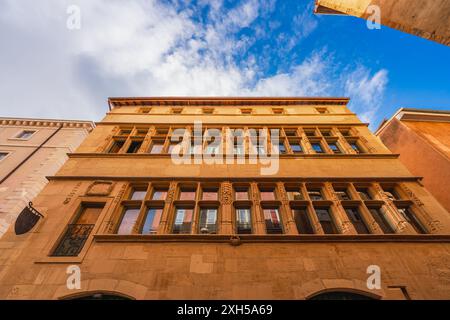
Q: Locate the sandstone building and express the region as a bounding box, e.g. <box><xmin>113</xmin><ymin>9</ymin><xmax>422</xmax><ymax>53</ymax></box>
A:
<box><xmin>0</xmin><ymin>97</ymin><xmax>449</xmax><ymax>300</ymax></box>
<box><xmin>314</xmin><ymin>0</ymin><xmax>450</xmax><ymax>46</ymax></box>
<box><xmin>376</xmin><ymin>108</ymin><xmax>450</xmax><ymax>214</ymax></box>
<box><xmin>0</xmin><ymin>117</ymin><xmax>94</xmax><ymax>238</ymax></box>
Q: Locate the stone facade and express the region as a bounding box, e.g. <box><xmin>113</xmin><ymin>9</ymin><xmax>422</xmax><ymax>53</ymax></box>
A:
<box><xmin>314</xmin><ymin>0</ymin><xmax>450</xmax><ymax>46</ymax></box>
<box><xmin>376</xmin><ymin>108</ymin><xmax>450</xmax><ymax>214</ymax></box>
<box><xmin>0</xmin><ymin>118</ymin><xmax>94</xmax><ymax>238</ymax></box>
<box><xmin>0</xmin><ymin>98</ymin><xmax>449</xmax><ymax>300</ymax></box>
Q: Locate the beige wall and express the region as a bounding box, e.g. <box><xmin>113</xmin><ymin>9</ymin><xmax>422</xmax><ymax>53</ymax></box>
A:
<box><xmin>0</xmin><ymin>120</ymin><xmax>94</xmax><ymax>237</ymax></box>
<box><xmin>315</xmin><ymin>0</ymin><xmax>450</xmax><ymax>46</ymax></box>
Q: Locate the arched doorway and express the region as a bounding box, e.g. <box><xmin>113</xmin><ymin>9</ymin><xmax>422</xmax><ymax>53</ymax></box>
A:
<box><xmin>64</xmin><ymin>292</ymin><xmax>133</xmax><ymax>300</ymax></box>
<box><xmin>308</xmin><ymin>291</ymin><xmax>377</xmax><ymax>300</ymax></box>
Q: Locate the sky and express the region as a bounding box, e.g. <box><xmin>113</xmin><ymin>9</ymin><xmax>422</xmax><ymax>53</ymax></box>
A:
<box><xmin>0</xmin><ymin>0</ymin><xmax>449</xmax><ymax>130</ymax></box>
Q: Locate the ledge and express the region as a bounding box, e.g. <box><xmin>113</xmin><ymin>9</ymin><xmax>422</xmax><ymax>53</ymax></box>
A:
<box><xmin>66</xmin><ymin>153</ymin><xmax>400</xmax><ymax>159</ymax></box>
<box><xmin>93</xmin><ymin>234</ymin><xmax>450</xmax><ymax>243</ymax></box>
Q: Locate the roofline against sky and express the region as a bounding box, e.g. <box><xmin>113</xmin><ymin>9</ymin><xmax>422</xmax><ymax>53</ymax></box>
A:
<box><xmin>107</xmin><ymin>97</ymin><xmax>351</xmax><ymax>110</ymax></box>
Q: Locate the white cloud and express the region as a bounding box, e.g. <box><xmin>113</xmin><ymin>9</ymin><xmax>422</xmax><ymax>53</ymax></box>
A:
<box><xmin>0</xmin><ymin>0</ymin><xmax>388</xmax><ymax>124</ymax></box>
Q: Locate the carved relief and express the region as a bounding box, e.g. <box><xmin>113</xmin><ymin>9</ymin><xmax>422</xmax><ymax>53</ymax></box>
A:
<box><xmin>85</xmin><ymin>180</ymin><xmax>115</xmax><ymax>196</ymax></box>
<box><xmin>165</xmin><ymin>182</ymin><xmax>177</xmax><ymax>203</ymax></box>
<box><xmin>63</xmin><ymin>182</ymin><xmax>82</xmax><ymax>205</ymax></box>
<box><xmin>220</xmin><ymin>181</ymin><xmax>233</xmax><ymax>205</ymax></box>
<box><xmin>400</xmin><ymin>183</ymin><xmax>424</xmax><ymax>207</ymax></box>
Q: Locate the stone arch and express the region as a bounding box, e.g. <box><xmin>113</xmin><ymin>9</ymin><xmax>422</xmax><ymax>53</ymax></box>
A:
<box><xmin>297</xmin><ymin>278</ymin><xmax>385</xmax><ymax>300</ymax></box>
<box><xmin>54</xmin><ymin>279</ymin><xmax>148</xmax><ymax>300</ymax></box>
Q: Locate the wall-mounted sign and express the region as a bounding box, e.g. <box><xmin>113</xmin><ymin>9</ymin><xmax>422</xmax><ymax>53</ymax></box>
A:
<box><xmin>14</xmin><ymin>202</ymin><xmax>44</xmax><ymax>235</ymax></box>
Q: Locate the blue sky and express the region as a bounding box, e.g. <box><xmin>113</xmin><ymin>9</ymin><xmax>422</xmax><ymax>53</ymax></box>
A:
<box><xmin>0</xmin><ymin>0</ymin><xmax>449</xmax><ymax>129</ymax></box>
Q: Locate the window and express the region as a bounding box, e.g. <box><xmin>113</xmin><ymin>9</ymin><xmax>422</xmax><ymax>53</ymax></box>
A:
<box><xmin>172</xmin><ymin>108</ymin><xmax>183</xmax><ymax>114</ymax></box>
<box><xmin>236</xmin><ymin>208</ymin><xmax>252</xmax><ymax>234</ymax></box>
<box><xmin>173</xmin><ymin>208</ymin><xmax>193</xmax><ymax>234</ymax></box>
<box><xmin>233</xmin><ymin>140</ymin><xmax>244</xmax><ymax>155</ymax></box>
<box><xmin>339</xmin><ymin>129</ymin><xmax>351</xmax><ymax>136</ymax></box>
<box><xmin>312</xmin><ymin>143</ymin><xmax>324</xmax><ymax>154</ymax></box>
<box><xmin>290</xmin><ymin>143</ymin><xmax>303</xmax><ymax>153</ymax></box>
<box><xmin>286</xmin><ymin>188</ymin><xmax>303</xmax><ymax>200</ymax></box>
<box><xmin>119</xmin><ymin>129</ymin><xmax>132</xmax><ymax>136</ymax></box>
<box><xmin>349</xmin><ymin>142</ymin><xmax>363</xmax><ymax>154</ymax></box>
<box><xmin>293</xmin><ymin>209</ymin><xmax>314</xmax><ymax>234</ymax></box>
<box><xmin>202</xmin><ymin>189</ymin><xmax>218</xmax><ymax>201</ymax></box>
<box><xmin>328</xmin><ymin>142</ymin><xmax>341</xmax><ymax>154</ymax></box>
<box><xmin>199</xmin><ymin>208</ymin><xmax>218</xmax><ymax>234</ymax></box>
<box><xmin>15</xmin><ymin>130</ymin><xmax>36</xmax><ymax>140</ymax></box>
<box><xmin>315</xmin><ymin>208</ymin><xmax>337</xmax><ymax>234</ymax></box>
<box><xmin>320</xmin><ymin>130</ymin><xmax>332</xmax><ymax>137</ymax></box>
<box><xmin>397</xmin><ymin>207</ymin><xmax>426</xmax><ymax>234</ymax></box>
<box><xmin>141</xmin><ymin>208</ymin><xmax>163</xmax><ymax>234</ymax></box>
<box><xmin>108</xmin><ymin>140</ymin><xmax>125</xmax><ymax>153</ymax></box>
<box><xmin>117</xmin><ymin>208</ymin><xmax>140</xmax><ymax>234</ymax></box>
<box><xmin>285</xmin><ymin>129</ymin><xmax>297</xmax><ymax>137</ymax></box>
<box><xmin>260</xmin><ymin>189</ymin><xmax>276</xmax><ymax>201</ymax></box>
<box><xmin>263</xmin><ymin>208</ymin><xmax>283</xmax><ymax>234</ymax></box>
<box><xmin>369</xmin><ymin>208</ymin><xmax>394</xmax><ymax>234</ymax></box>
<box><xmin>152</xmin><ymin>188</ymin><xmax>168</xmax><ymax>200</ymax></box>
<box><xmin>130</xmin><ymin>188</ymin><xmax>147</xmax><ymax>200</ymax></box>
<box><xmin>140</xmin><ymin>108</ymin><xmax>151</xmax><ymax>114</ymax></box>
<box><xmin>278</xmin><ymin>142</ymin><xmax>287</xmax><ymax>154</ymax></box>
<box><xmin>304</xmin><ymin>130</ymin><xmax>316</xmax><ymax>137</ymax></box>
<box><xmin>241</xmin><ymin>108</ymin><xmax>253</xmax><ymax>115</ymax></box>
<box><xmin>136</xmin><ymin>129</ymin><xmax>149</xmax><ymax>136</ymax></box>
<box><xmin>150</xmin><ymin>141</ymin><xmax>164</xmax><ymax>154</ymax></box>
<box><xmin>235</xmin><ymin>188</ymin><xmax>249</xmax><ymax>200</ymax></box>
<box><xmin>52</xmin><ymin>204</ymin><xmax>103</xmax><ymax>256</ymax></box>
<box><xmin>383</xmin><ymin>188</ymin><xmax>401</xmax><ymax>201</ymax></box>
<box><xmin>0</xmin><ymin>152</ymin><xmax>9</xmax><ymax>161</ymax></box>
<box><xmin>334</xmin><ymin>188</ymin><xmax>351</xmax><ymax>200</ymax></box>
<box><xmin>126</xmin><ymin>140</ymin><xmax>142</xmax><ymax>153</ymax></box>
<box><xmin>357</xmin><ymin>188</ymin><xmax>372</xmax><ymax>200</ymax></box>
<box><xmin>179</xmin><ymin>189</ymin><xmax>196</xmax><ymax>201</ymax></box>
<box><xmin>272</xmin><ymin>108</ymin><xmax>284</xmax><ymax>114</ymax></box>
<box><xmin>308</xmin><ymin>188</ymin><xmax>323</xmax><ymax>201</ymax></box>
<box><xmin>345</xmin><ymin>208</ymin><xmax>369</xmax><ymax>234</ymax></box>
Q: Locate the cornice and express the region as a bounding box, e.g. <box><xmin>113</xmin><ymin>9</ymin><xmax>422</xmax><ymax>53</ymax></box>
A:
<box><xmin>0</xmin><ymin>117</ymin><xmax>95</xmax><ymax>131</ymax></box>
<box><xmin>108</xmin><ymin>96</ymin><xmax>350</xmax><ymax>109</ymax></box>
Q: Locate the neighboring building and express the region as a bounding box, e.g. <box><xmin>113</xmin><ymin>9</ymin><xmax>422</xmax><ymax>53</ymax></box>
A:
<box><xmin>376</xmin><ymin>108</ymin><xmax>450</xmax><ymax>213</ymax></box>
<box><xmin>0</xmin><ymin>97</ymin><xmax>449</xmax><ymax>300</ymax></box>
<box><xmin>0</xmin><ymin>118</ymin><xmax>95</xmax><ymax>237</ymax></box>
<box><xmin>314</xmin><ymin>0</ymin><xmax>450</xmax><ymax>46</ymax></box>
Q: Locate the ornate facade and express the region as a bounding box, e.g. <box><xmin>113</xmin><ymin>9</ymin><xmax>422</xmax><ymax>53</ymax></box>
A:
<box><xmin>0</xmin><ymin>98</ymin><xmax>449</xmax><ymax>300</ymax></box>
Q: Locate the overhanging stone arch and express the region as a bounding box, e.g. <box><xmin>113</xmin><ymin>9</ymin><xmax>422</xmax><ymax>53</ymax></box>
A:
<box><xmin>297</xmin><ymin>278</ymin><xmax>385</xmax><ymax>300</ymax></box>
<box><xmin>54</xmin><ymin>279</ymin><xmax>148</xmax><ymax>300</ymax></box>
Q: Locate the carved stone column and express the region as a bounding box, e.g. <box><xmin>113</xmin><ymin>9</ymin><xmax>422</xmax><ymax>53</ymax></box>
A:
<box><xmin>324</xmin><ymin>182</ymin><xmax>357</xmax><ymax>235</ymax></box>
<box><xmin>220</xmin><ymin>181</ymin><xmax>233</xmax><ymax>234</ymax></box>
<box><xmin>347</xmin><ymin>184</ymin><xmax>383</xmax><ymax>234</ymax></box>
<box><xmin>250</xmin><ymin>182</ymin><xmax>266</xmax><ymax>234</ymax></box>
<box><xmin>276</xmin><ymin>182</ymin><xmax>297</xmax><ymax>234</ymax></box>
<box><xmin>158</xmin><ymin>181</ymin><xmax>177</xmax><ymax>234</ymax></box>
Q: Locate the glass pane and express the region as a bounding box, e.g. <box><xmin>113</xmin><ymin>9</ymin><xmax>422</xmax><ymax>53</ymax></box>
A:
<box><xmin>17</xmin><ymin>130</ymin><xmax>35</xmax><ymax>139</ymax></box>
<box><xmin>109</xmin><ymin>140</ymin><xmax>125</xmax><ymax>153</ymax></box>
<box><xmin>397</xmin><ymin>208</ymin><xmax>426</xmax><ymax>234</ymax></box>
<box><xmin>335</xmin><ymin>190</ymin><xmax>350</xmax><ymax>200</ymax></box>
<box><xmin>76</xmin><ymin>206</ymin><xmax>103</xmax><ymax>224</ymax></box>
<box><xmin>152</xmin><ymin>189</ymin><xmax>168</xmax><ymax>200</ymax></box>
<box><xmin>308</xmin><ymin>189</ymin><xmax>323</xmax><ymax>201</ymax></box>
<box><xmin>312</xmin><ymin>143</ymin><xmax>324</xmax><ymax>153</ymax></box>
<box><xmin>291</xmin><ymin>144</ymin><xmax>303</xmax><ymax>153</ymax></box>
<box><xmin>329</xmin><ymin>143</ymin><xmax>341</xmax><ymax>153</ymax></box>
<box><xmin>278</xmin><ymin>143</ymin><xmax>286</xmax><ymax>154</ymax></box>
<box><xmin>173</xmin><ymin>208</ymin><xmax>193</xmax><ymax>234</ymax></box>
<box><xmin>235</xmin><ymin>189</ymin><xmax>249</xmax><ymax>200</ymax></box>
<box><xmin>350</xmin><ymin>143</ymin><xmax>361</xmax><ymax>153</ymax></box>
<box><xmin>315</xmin><ymin>209</ymin><xmax>337</xmax><ymax>234</ymax></box>
<box><xmin>150</xmin><ymin>143</ymin><xmax>164</xmax><ymax>154</ymax></box>
<box><xmin>199</xmin><ymin>208</ymin><xmax>218</xmax><ymax>234</ymax></box>
<box><xmin>202</xmin><ymin>191</ymin><xmax>218</xmax><ymax>201</ymax></box>
<box><xmin>126</xmin><ymin>141</ymin><xmax>142</xmax><ymax>153</ymax></box>
<box><xmin>287</xmin><ymin>190</ymin><xmax>303</xmax><ymax>200</ymax></box>
<box><xmin>130</xmin><ymin>189</ymin><xmax>146</xmax><ymax>200</ymax></box>
<box><xmin>260</xmin><ymin>190</ymin><xmax>275</xmax><ymax>201</ymax></box>
<box><xmin>0</xmin><ymin>152</ymin><xmax>8</xmax><ymax>160</ymax></box>
<box><xmin>345</xmin><ymin>208</ymin><xmax>369</xmax><ymax>234</ymax></box>
<box><xmin>263</xmin><ymin>208</ymin><xmax>283</xmax><ymax>234</ymax></box>
<box><xmin>179</xmin><ymin>190</ymin><xmax>196</xmax><ymax>201</ymax></box>
<box><xmin>141</xmin><ymin>208</ymin><xmax>162</xmax><ymax>234</ymax></box>
<box><xmin>236</xmin><ymin>208</ymin><xmax>252</xmax><ymax>234</ymax></box>
<box><xmin>293</xmin><ymin>209</ymin><xmax>314</xmax><ymax>234</ymax></box>
<box><xmin>357</xmin><ymin>189</ymin><xmax>372</xmax><ymax>200</ymax></box>
<box><xmin>369</xmin><ymin>208</ymin><xmax>394</xmax><ymax>234</ymax></box>
<box><xmin>117</xmin><ymin>208</ymin><xmax>140</xmax><ymax>234</ymax></box>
